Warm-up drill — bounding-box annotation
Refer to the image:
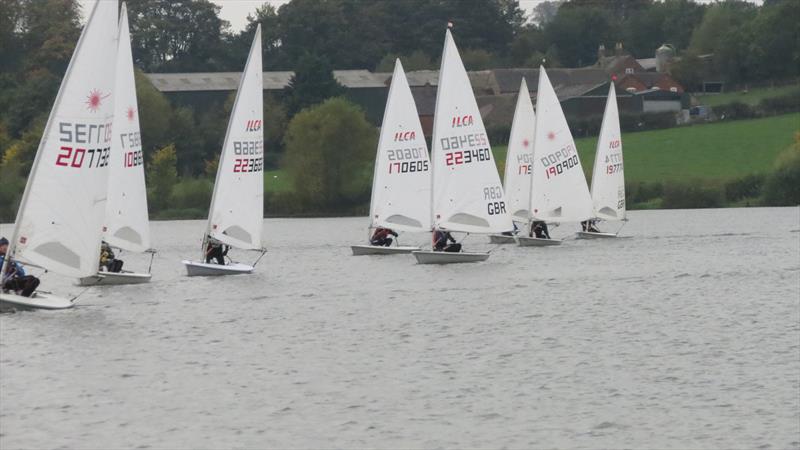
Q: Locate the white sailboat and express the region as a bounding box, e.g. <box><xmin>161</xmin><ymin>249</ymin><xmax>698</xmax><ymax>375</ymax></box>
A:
<box><xmin>79</xmin><ymin>4</ymin><xmax>153</xmax><ymax>286</ymax></box>
<box><xmin>352</xmin><ymin>59</ymin><xmax>430</xmax><ymax>256</ymax></box>
<box><xmin>0</xmin><ymin>1</ymin><xmax>118</xmax><ymax>310</ymax></box>
<box><xmin>518</xmin><ymin>66</ymin><xmax>593</xmax><ymax>247</ymax></box>
<box><xmin>412</xmin><ymin>29</ymin><xmax>513</xmax><ymax>264</ymax></box>
<box><xmin>577</xmin><ymin>83</ymin><xmax>626</xmax><ymax>239</ymax></box>
<box><xmin>182</xmin><ymin>26</ymin><xmax>266</xmax><ymax>276</ymax></box>
<box><xmin>489</xmin><ymin>78</ymin><xmax>535</xmax><ymax>244</ymax></box>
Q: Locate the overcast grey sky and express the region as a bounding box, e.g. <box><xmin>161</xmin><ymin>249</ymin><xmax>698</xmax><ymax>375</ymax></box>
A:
<box><xmin>79</xmin><ymin>0</ymin><xmax>763</xmax><ymax>31</ymax></box>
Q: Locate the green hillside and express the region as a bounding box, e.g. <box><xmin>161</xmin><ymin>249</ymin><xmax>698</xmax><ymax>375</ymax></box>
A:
<box><xmin>495</xmin><ymin>113</ymin><xmax>800</xmax><ymax>184</ymax></box>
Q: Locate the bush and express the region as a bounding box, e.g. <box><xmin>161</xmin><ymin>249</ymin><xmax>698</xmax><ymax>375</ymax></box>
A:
<box><xmin>486</xmin><ymin>123</ymin><xmax>512</xmax><ymax>145</ymax></box>
<box><xmin>661</xmin><ymin>180</ymin><xmax>725</xmax><ymax>209</ymax></box>
<box><xmin>147</xmin><ymin>144</ymin><xmax>178</xmax><ymax>211</ymax></box>
<box><xmin>712</xmin><ymin>101</ymin><xmax>757</xmax><ymax>120</ymax></box>
<box><xmin>170</xmin><ymin>177</ymin><xmax>213</xmax><ymax>211</ymax></box>
<box><xmin>724</xmin><ymin>173</ymin><xmax>765</xmax><ymax>202</ymax></box>
<box><xmin>762</xmin><ymin>135</ymin><xmax>800</xmax><ymax>206</ymax></box>
<box><xmin>626</xmin><ymin>181</ymin><xmax>664</xmax><ymax>206</ymax></box>
<box><xmin>758</xmin><ymin>89</ymin><xmax>800</xmax><ymax>116</ymax></box>
<box><xmin>619</xmin><ymin>111</ymin><xmax>676</xmax><ymax>132</ymax></box>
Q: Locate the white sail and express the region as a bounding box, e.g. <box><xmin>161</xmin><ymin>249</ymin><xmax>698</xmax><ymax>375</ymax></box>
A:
<box><xmin>104</xmin><ymin>3</ymin><xmax>151</xmax><ymax>253</ymax></box>
<box><xmin>529</xmin><ymin>66</ymin><xmax>593</xmax><ymax>223</ymax></box>
<box><xmin>205</xmin><ymin>25</ymin><xmax>264</xmax><ymax>250</ymax></box>
<box><xmin>503</xmin><ymin>78</ymin><xmax>536</xmax><ymax>223</ymax></box>
<box><xmin>590</xmin><ymin>83</ymin><xmax>626</xmax><ymax>221</ymax></box>
<box><xmin>3</xmin><ymin>1</ymin><xmax>118</xmax><ymax>278</ymax></box>
<box><xmin>430</xmin><ymin>30</ymin><xmax>512</xmax><ymax>234</ymax></box>
<box><xmin>368</xmin><ymin>59</ymin><xmax>431</xmax><ymax>232</ymax></box>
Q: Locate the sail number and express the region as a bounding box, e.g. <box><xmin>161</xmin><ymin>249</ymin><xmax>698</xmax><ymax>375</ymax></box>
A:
<box><xmin>56</xmin><ymin>146</ymin><xmax>110</xmax><ymax>168</ymax></box>
<box><xmin>484</xmin><ymin>186</ymin><xmax>507</xmax><ymax>215</ymax></box>
<box><xmin>606</xmin><ymin>163</ymin><xmax>623</xmax><ymax>174</ymax></box>
<box><xmin>387</xmin><ymin>146</ymin><xmax>429</xmax><ymax>173</ymax></box>
<box><xmin>233</xmin><ymin>157</ymin><xmax>263</xmax><ymax>173</ymax></box>
<box><xmin>232</xmin><ymin>139</ymin><xmax>264</xmax><ymax>173</ymax></box>
<box><xmin>124</xmin><ymin>150</ymin><xmax>144</xmax><ymax>167</ymax></box>
<box><xmin>517</xmin><ymin>154</ymin><xmax>533</xmax><ymax>174</ymax></box>
<box><xmin>445</xmin><ymin>148</ymin><xmax>491</xmax><ymax>166</ymax></box>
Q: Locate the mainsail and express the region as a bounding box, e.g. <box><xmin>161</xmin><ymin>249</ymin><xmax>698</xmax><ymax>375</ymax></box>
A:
<box><xmin>529</xmin><ymin>66</ymin><xmax>593</xmax><ymax>223</ymax></box>
<box><xmin>590</xmin><ymin>83</ymin><xmax>626</xmax><ymax>221</ymax></box>
<box><xmin>503</xmin><ymin>78</ymin><xmax>536</xmax><ymax>223</ymax></box>
<box><xmin>205</xmin><ymin>26</ymin><xmax>264</xmax><ymax>250</ymax></box>
<box><xmin>368</xmin><ymin>59</ymin><xmax>431</xmax><ymax>232</ymax></box>
<box><xmin>430</xmin><ymin>30</ymin><xmax>512</xmax><ymax>234</ymax></box>
<box><xmin>3</xmin><ymin>1</ymin><xmax>118</xmax><ymax>278</ymax></box>
<box><xmin>104</xmin><ymin>3</ymin><xmax>151</xmax><ymax>253</ymax></box>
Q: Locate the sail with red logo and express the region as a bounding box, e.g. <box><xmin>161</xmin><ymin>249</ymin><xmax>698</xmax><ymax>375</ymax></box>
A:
<box><xmin>1</xmin><ymin>0</ymin><xmax>118</xmax><ymax>310</ymax></box>
<box><xmin>352</xmin><ymin>59</ymin><xmax>430</xmax><ymax>256</ymax></box>
<box><xmin>527</xmin><ymin>66</ymin><xmax>593</xmax><ymax>236</ymax></box>
<box><xmin>183</xmin><ymin>26</ymin><xmax>266</xmax><ymax>276</ymax></box>
<box><xmin>79</xmin><ymin>3</ymin><xmax>154</xmax><ymax>286</ymax></box>
<box><xmin>489</xmin><ymin>78</ymin><xmax>536</xmax><ymax>244</ymax></box>
<box><xmin>579</xmin><ymin>82</ymin><xmax>626</xmax><ymax>239</ymax></box>
<box><xmin>412</xmin><ymin>29</ymin><xmax>512</xmax><ymax>264</ymax></box>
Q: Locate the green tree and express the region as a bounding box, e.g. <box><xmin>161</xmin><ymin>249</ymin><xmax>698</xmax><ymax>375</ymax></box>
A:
<box><xmin>284</xmin><ymin>53</ymin><xmax>345</xmax><ymax>117</ymax></box>
<box><xmin>134</xmin><ymin>69</ymin><xmax>171</xmax><ymax>157</ymax></box>
<box><xmin>762</xmin><ymin>133</ymin><xmax>800</xmax><ymax>206</ymax></box>
<box><xmin>689</xmin><ymin>1</ymin><xmax>757</xmax><ymax>55</ymax></box>
<box><xmin>544</xmin><ymin>6</ymin><xmax>615</xmax><ymax>66</ymax></box>
<box><xmin>147</xmin><ymin>144</ymin><xmax>178</xmax><ymax>211</ymax></box>
<box><xmin>283</xmin><ymin>98</ymin><xmax>376</xmax><ymax>209</ymax></box>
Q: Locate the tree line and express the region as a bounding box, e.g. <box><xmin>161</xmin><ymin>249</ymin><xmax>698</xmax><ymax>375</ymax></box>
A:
<box><xmin>0</xmin><ymin>0</ymin><xmax>798</xmax><ymax>219</ymax></box>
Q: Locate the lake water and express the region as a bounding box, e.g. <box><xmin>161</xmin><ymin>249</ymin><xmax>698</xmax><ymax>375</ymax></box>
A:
<box><xmin>1</xmin><ymin>207</ymin><xmax>799</xmax><ymax>449</ymax></box>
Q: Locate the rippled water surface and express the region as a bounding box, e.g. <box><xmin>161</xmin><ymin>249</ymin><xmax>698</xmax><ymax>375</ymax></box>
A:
<box><xmin>1</xmin><ymin>207</ymin><xmax>799</xmax><ymax>449</ymax></box>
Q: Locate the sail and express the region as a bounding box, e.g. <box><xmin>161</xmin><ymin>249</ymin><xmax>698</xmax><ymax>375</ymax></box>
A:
<box><xmin>590</xmin><ymin>83</ymin><xmax>626</xmax><ymax>221</ymax></box>
<box><xmin>430</xmin><ymin>30</ymin><xmax>512</xmax><ymax>234</ymax></box>
<box><xmin>529</xmin><ymin>67</ymin><xmax>593</xmax><ymax>223</ymax></box>
<box><xmin>368</xmin><ymin>59</ymin><xmax>431</xmax><ymax>232</ymax></box>
<box><xmin>503</xmin><ymin>78</ymin><xmax>536</xmax><ymax>223</ymax></box>
<box><xmin>4</xmin><ymin>1</ymin><xmax>118</xmax><ymax>278</ymax></box>
<box><xmin>104</xmin><ymin>4</ymin><xmax>151</xmax><ymax>253</ymax></box>
<box><xmin>206</xmin><ymin>26</ymin><xmax>264</xmax><ymax>250</ymax></box>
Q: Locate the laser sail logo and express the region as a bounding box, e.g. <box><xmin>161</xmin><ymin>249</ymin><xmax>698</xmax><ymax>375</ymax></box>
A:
<box><xmin>85</xmin><ymin>89</ymin><xmax>110</xmax><ymax>112</ymax></box>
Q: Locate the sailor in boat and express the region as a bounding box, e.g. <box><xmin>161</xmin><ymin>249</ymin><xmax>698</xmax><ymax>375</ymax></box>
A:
<box><xmin>433</xmin><ymin>230</ymin><xmax>461</xmax><ymax>253</ymax></box>
<box><xmin>99</xmin><ymin>241</ymin><xmax>124</xmax><ymax>273</ymax></box>
<box><xmin>581</xmin><ymin>220</ymin><xmax>601</xmax><ymax>233</ymax></box>
<box><xmin>370</xmin><ymin>227</ymin><xmax>398</xmax><ymax>247</ymax></box>
<box><xmin>501</xmin><ymin>222</ymin><xmax>519</xmax><ymax>237</ymax></box>
<box><xmin>530</xmin><ymin>221</ymin><xmax>551</xmax><ymax>239</ymax></box>
<box><xmin>205</xmin><ymin>237</ymin><xmax>229</xmax><ymax>265</ymax></box>
<box><xmin>0</xmin><ymin>237</ymin><xmax>41</xmax><ymax>298</ymax></box>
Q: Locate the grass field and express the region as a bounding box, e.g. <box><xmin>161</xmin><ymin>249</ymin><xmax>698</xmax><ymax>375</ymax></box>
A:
<box><xmin>497</xmin><ymin>113</ymin><xmax>800</xmax><ymax>183</ymax></box>
<box><xmin>694</xmin><ymin>84</ymin><xmax>800</xmax><ymax>107</ymax></box>
<box><xmin>265</xmin><ymin>113</ymin><xmax>799</xmax><ymax>193</ymax></box>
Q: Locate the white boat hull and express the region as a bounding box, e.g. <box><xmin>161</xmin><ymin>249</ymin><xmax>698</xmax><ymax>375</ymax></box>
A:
<box><xmin>488</xmin><ymin>234</ymin><xmax>517</xmax><ymax>244</ymax></box>
<box><xmin>412</xmin><ymin>250</ymin><xmax>490</xmax><ymax>264</ymax></box>
<box><xmin>77</xmin><ymin>271</ymin><xmax>152</xmax><ymax>286</ymax></box>
<box><xmin>0</xmin><ymin>291</ymin><xmax>74</xmax><ymax>311</ymax></box>
<box><xmin>182</xmin><ymin>260</ymin><xmax>254</xmax><ymax>277</ymax></box>
<box><xmin>576</xmin><ymin>231</ymin><xmax>618</xmax><ymax>239</ymax></box>
<box><xmin>351</xmin><ymin>245</ymin><xmax>420</xmax><ymax>256</ymax></box>
<box><xmin>518</xmin><ymin>236</ymin><xmax>563</xmax><ymax>247</ymax></box>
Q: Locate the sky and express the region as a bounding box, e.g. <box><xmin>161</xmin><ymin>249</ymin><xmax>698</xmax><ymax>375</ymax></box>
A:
<box><xmin>79</xmin><ymin>0</ymin><xmax>763</xmax><ymax>31</ymax></box>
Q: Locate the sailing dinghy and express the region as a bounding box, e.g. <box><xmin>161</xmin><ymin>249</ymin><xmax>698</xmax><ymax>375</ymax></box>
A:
<box><xmin>182</xmin><ymin>26</ymin><xmax>266</xmax><ymax>276</ymax></box>
<box><xmin>518</xmin><ymin>67</ymin><xmax>593</xmax><ymax>247</ymax></box>
<box><xmin>577</xmin><ymin>83</ymin><xmax>625</xmax><ymax>239</ymax></box>
<box><xmin>489</xmin><ymin>78</ymin><xmax>535</xmax><ymax>244</ymax></box>
<box><xmin>352</xmin><ymin>59</ymin><xmax>429</xmax><ymax>256</ymax></box>
<box><xmin>412</xmin><ymin>30</ymin><xmax>513</xmax><ymax>264</ymax></box>
<box><xmin>0</xmin><ymin>1</ymin><xmax>118</xmax><ymax>309</ymax></box>
<box><xmin>79</xmin><ymin>4</ymin><xmax>153</xmax><ymax>286</ymax></box>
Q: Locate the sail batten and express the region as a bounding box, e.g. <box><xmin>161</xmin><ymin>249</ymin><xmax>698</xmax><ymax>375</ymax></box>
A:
<box><xmin>206</xmin><ymin>26</ymin><xmax>264</xmax><ymax>250</ymax></box>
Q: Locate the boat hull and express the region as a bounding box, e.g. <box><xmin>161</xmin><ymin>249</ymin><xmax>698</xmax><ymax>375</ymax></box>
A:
<box><xmin>488</xmin><ymin>234</ymin><xmax>517</xmax><ymax>244</ymax></box>
<box><xmin>0</xmin><ymin>291</ymin><xmax>74</xmax><ymax>311</ymax></box>
<box><xmin>351</xmin><ymin>245</ymin><xmax>420</xmax><ymax>256</ymax></box>
<box><xmin>518</xmin><ymin>236</ymin><xmax>563</xmax><ymax>247</ymax></box>
<box><xmin>412</xmin><ymin>250</ymin><xmax>490</xmax><ymax>264</ymax></box>
<box><xmin>182</xmin><ymin>261</ymin><xmax>254</xmax><ymax>277</ymax></box>
<box><xmin>576</xmin><ymin>231</ymin><xmax>618</xmax><ymax>239</ymax></box>
<box><xmin>77</xmin><ymin>271</ymin><xmax>152</xmax><ymax>286</ymax></box>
